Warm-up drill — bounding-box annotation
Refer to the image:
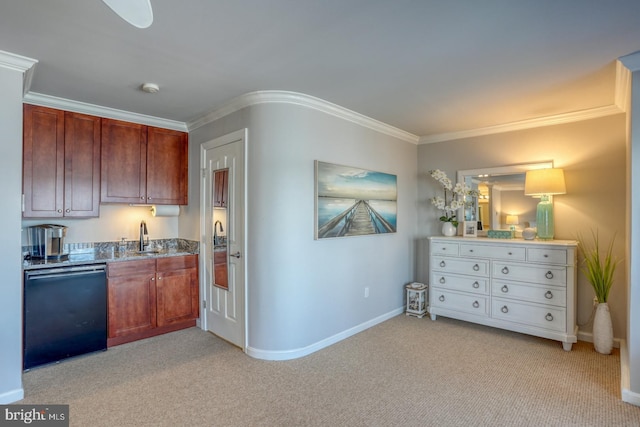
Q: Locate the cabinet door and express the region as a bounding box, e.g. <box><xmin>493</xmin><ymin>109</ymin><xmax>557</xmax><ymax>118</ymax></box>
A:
<box><xmin>156</xmin><ymin>255</ymin><xmax>199</xmax><ymax>326</ymax></box>
<box><xmin>107</xmin><ymin>260</ymin><xmax>157</xmax><ymax>338</ymax></box>
<box><xmin>146</xmin><ymin>127</ymin><xmax>188</xmax><ymax>205</ymax></box>
<box><xmin>101</xmin><ymin>118</ymin><xmax>147</xmax><ymax>203</ymax></box>
<box><xmin>23</xmin><ymin>104</ymin><xmax>64</xmax><ymax>217</ymax></box>
<box><xmin>63</xmin><ymin>112</ymin><xmax>101</xmax><ymax>217</ymax></box>
<box><xmin>214</xmin><ymin>169</ymin><xmax>228</xmax><ymax>207</ymax></box>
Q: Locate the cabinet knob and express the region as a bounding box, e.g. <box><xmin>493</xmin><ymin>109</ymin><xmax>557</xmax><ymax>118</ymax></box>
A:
<box><xmin>147</xmin><ymin>197</ymin><xmax>152</xmax><ymax>201</ymax></box>
<box><xmin>545</xmin><ymin>271</ymin><xmax>554</xmax><ymax>279</ymax></box>
<box><xmin>439</xmin><ymin>260</ymin><xmax>446</xmax><ymax>268</ymax></box>
<box><xmin>57</xmin><ymin>209</ymin><xmax>62</xmax><ymax>213</ymax></box>
<box><xmin>65</xmin><ymin>209</ymin><xmax>70</xmax><ymax>213</ymax></box>
<box><xmin>441</xmin><ymin>247</ymin><xmax>447</xmax><ymax>251</ymax></box>
<box><xmin>439</xmin><ymin>277</ymin><xmax>445</xmax><ymax>284</ymax></box>
<box><xmin>472</xmin><ymin>301</ymin><xmax>480</xmax><ymax>308</ymax></box>
<box><xmin>545</xmin><ymin>313</ymin><xmax>554</xmax><ymax>321</ymax></box>
<box><xmin>472</xmin><ymin>281</ymin><xmax>480</xmax><ymax>289</ymax></box>
<box><xmin>501</xmin><ymin>285</ymin><xmax>508</xmax><ymax>293</ymax></box>
<box><xmin>140</xmin><ymin>196</ymin><xmax>145</xmax><ymax>200</ymax></box>
<box><xmin>501</xmin><ymin>266</ymin><xmax>509</xmax><ymax>274</ymax></box>
<box><xmin>469</xmin><ymin>249</ymin><xmax>474</xmax><ymax>253</ymax></box>
<box><xmin>473</xmin><ymin>264</ymin><xmax>480</xmax><ymax>271</ymax></box>
<box><xmin>545</xmin><ymin>291</ymin><xmax>553</xmax><ymax>299</ymax></box>
<box><xmin>439</xmin><ymin>295</ymin><xmax>445</xmax><ymax>302</ymax></box>
<box><xmin>501</xmin><ymin>305</ymin><xmax>509</xmax><ymax>313</ymax></box>
<box><xmin>508</xmin><ymin>252</ymin><xmax>512</xmax><ymax>255</ymax></box>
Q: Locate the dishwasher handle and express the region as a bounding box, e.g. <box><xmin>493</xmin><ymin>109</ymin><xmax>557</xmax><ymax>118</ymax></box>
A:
<box><xmin>25</xmin><ymin>265</ymin><xmax>106</xmax><ymax>280</ymax></box>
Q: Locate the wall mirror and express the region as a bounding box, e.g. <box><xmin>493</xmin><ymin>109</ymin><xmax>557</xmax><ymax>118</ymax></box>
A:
<box><xmin>212</xmin><ymin>168</ymin><xmax>229</xmax><ymax>289</ymax></box>
<box><xmin>457</xmin><ymin>161</ymin><xmax>553</xmax><ymax>232</ymax></box>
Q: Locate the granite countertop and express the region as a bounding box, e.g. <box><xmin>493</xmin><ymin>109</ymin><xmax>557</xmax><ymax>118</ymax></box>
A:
<box><xmin>23</xmin><ymin>239</ymin><xmax>199</xmax><ymax>270</ymax></box>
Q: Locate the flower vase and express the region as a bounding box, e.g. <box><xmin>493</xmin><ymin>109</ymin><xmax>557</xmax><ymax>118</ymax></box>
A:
<box><xmin>441</xmin><ymin>222</ymin><xmax>456</xmax><ymax>237</ymax></box>
<box><xmin>593</xmin><ymin>302</ymin><xmax>613</xmax><ymax>355</ymax></box>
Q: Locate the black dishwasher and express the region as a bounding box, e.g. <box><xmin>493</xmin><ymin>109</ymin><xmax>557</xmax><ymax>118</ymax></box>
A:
<box><xmin>23</xmin><ymin>264</ymin><xmax>107</xmax><ymax>370</ymax></box>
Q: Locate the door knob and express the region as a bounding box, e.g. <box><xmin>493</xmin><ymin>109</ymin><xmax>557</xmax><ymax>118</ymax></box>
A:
<box><xmin>230</xmin><ymin>251</ymin><xmax>241</xmax><ymax>259</ymax></box>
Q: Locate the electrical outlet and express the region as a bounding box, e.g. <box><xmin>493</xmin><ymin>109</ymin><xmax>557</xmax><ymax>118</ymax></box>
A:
<box><xmin>364</xmin><ymin>287</ymin><xmax>369</xmax><ymax>298</ymax></box>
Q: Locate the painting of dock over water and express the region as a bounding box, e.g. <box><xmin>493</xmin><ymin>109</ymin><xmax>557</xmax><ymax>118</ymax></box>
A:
<box><xmin>315</xmin><ymin>161</ymin><xmax>397</xmax><ymax>239</ymax></box>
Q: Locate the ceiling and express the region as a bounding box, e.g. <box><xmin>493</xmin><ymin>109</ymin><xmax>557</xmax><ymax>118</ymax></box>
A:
<box><xmin>2</xmin><ymin>0</ymin><xmax>640</xmax><ymax>141</ymax></box>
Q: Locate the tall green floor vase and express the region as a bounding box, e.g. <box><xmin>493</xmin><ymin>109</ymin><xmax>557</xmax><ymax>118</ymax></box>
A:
<box><xmin>593</xmin><ymin>303</ymin><xmax>613</xmax><ymax>355</ymax></box>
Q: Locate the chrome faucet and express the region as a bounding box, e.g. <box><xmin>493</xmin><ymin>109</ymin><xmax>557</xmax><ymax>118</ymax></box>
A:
<box><xmin>139</xmin><ymin>220</ymin><xmax>149</xmax><ymax>251</ymax></box>
<box><xmin>214</xmin><ymin>220</ymin><xmax>223</xmax><ymax>246</ymax></box>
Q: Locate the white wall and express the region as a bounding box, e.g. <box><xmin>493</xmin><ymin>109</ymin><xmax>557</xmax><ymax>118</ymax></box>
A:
<box><xmin>0</xmin><ymin>63</ymin><xmax>27</xmax><ymax>403</ymax></box>
<box><xmin>188</xmin><ymin>100</ymin><xmax>418</xmax><ymax>358</ymax></box>
<box><xmin>620</xmin><ymin>54</ymin><xmax>640</xmax><ymax>404</ymax></box>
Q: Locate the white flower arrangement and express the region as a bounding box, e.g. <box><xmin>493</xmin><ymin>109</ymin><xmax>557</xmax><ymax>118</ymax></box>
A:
<box><xmin>429</xmin><ymin>169</ymin><xmax>476</xmax><ymax>227</ymax></box>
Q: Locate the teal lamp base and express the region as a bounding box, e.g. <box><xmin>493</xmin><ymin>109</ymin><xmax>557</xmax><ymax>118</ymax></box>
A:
<box><xmin>535</xmin><ymin>195</ymin><xmax>554</xmax><ymax>240</ymax></box>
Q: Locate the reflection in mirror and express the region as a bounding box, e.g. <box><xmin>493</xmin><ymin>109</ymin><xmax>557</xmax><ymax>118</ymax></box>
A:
<box><xmin>457</xmin><ymin>162</ymin><xmax>552</xmax><ymax>233</ymax></box>
<box><xmin>212</xmin><ymin>168</ymin><xmax>229</xmax><ymax>289</ymax></box>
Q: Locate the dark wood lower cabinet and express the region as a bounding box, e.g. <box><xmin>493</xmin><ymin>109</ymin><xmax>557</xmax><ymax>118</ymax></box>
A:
<box><xmin>107</xmin><ymin>255</ymin><xmax>199</xmax><ymax>347</ymax></box>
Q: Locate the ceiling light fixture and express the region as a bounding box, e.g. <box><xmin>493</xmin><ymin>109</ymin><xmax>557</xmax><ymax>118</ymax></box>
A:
<box><xmin>141</xmin><ymin>82</ymin><xmax>159</xmax><ymax>93</ymax></box>
<box><xmin>101</xmin><ymin>0</ymin><xmax>153</xmax><ymax>29</ymax></box>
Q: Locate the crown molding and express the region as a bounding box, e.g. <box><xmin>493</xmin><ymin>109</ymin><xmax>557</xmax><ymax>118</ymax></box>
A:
<box><xmin>620</xmin><ymin>50</ymin><xmax>640</xmax><ymax>72</ymax></box>
<box><xmin>0</xmin><ymin>50</ymin><xmax>38</xmax><ymax>95</ymax></box>
<box><xmin>187</xmin><ymin>90</ymin><xmax>420</xmax><ymax>144</ymax></box>
<box><xmin>418</xmin><ymin>104</ymin><xmax>623</xmax><ymax>144</ymax></box>
<box><xmin>22</xmin><ymin>92</ymin><xmax>188</xmax><ymax>132</ymax></box>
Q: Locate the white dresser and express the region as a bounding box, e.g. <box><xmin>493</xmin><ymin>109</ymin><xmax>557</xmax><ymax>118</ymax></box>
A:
<box><xmin>428</xmin><ymin>236</ymin><xmax>578</xmax><ymax>351</ymax></box>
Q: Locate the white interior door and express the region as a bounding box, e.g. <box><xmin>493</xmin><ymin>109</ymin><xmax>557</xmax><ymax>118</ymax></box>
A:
<box><xmin>201</xmin><ymin>130</ymin><xmax>245</xmax><ymax>348</ymax></box>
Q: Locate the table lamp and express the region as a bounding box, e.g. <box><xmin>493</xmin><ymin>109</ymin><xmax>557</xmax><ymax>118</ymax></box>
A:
<box><xmin>524</xmin><ymin>168</ymin><xmax>566</xmax><ymax>240</ymax></box>
<box><xmin>506</xmin><ymin>215</ymin><xmax>519</xmax><ymax>238</ymax></box>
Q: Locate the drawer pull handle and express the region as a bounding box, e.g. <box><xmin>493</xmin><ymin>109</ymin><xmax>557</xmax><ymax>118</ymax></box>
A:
<box><xmin>545</xmin><ymin>271</ymin><xmax>554</xmax><ymax>279</ymax></box>
<box><xmin>473</xmin><ymin>264</ymin><xmax>480</xmax><ymax>271</ymax></box>
<box><xmin>472</xmin><ymin>281</ymin><xmax>480</xmax><ymax>289</ymax></box>
<box><xmin>545</xmin><ymin>291</ymin><xmax>553</xmax><ymax>299</ymax></box>
<box><xmin>501</xmin><ymin>285</ymin><xmax>509</xmax><ymax>293</ymax></box>
<box><xmin>501</xmin><ymin>266</ymin><xmax>509</xmax><ymax>274</ymax></box>
<box><xmin>472</xmin><ymin>301</ymin><xmax>480</xmax><ymax>308</ymax></box>
<box><xmin>440</xmin><ymin>260</ymin><xmax>446</xmax><ymax>268</ymax></box>
<box><xmin>439</xmin><ymin>295</ymin><xmax>445</xmax><ymax>302</ymax></box>
<box><xmin>545</xmin><ymin>313</ymin><xmax>554</xmax><ymax>321</ymax></box>
<box><xmin>439</xmin><ymin>277</ymin><xmax>446</xmax><ymax>284</ymax></box>
<box><xmin>501</xmin><ymin>305</ymin><xmax>509</xmax><ymax>314</ymax></box>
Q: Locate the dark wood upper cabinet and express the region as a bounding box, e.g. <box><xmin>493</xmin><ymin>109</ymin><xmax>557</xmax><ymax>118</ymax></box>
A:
<box><xmin>100</xmin><ymin>118</ymin><xmax>147</xmax><ymax>203</ymax></box>
<box><xmin>23</xmin><ymin>104</ymin><xmax>101</xmax><ymax>218</ymax></box>
<box><xmin>101</xmin><ymin>119</ymin><xmax>188</xmax><ymax>205</ymax></box>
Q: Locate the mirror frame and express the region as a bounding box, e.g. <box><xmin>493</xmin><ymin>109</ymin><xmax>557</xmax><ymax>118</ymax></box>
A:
<box><xmin>457</xmin><ymin>161</ymin><xmax>553</xmax><ymax>233</ymax></box>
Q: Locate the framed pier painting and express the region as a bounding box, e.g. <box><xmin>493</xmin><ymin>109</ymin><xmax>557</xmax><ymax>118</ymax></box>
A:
<box><xmin>315</xmin><ymin>161</ymin><xmax>397</xmax><ymax>239</ymax></box>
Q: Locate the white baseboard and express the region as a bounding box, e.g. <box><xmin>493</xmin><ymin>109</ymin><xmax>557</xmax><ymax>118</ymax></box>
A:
<box><xmin>576</xmin><ymin>330</ymin><xmax>622</xmax><ymax>348</ymax></box>
<box><xmin>619</xmin><ymin>340</ymin><xmax>640</xmax><ymax>407</ymax></box>
<box><xmin>246</xmin><ymin>307</ymin><xmax>404</xmax><ymax>361</ymax></box>
<box><xmin>0</xmin><ymin>388</ymin><xmax>24</xmax><ymax>404</ymax></box>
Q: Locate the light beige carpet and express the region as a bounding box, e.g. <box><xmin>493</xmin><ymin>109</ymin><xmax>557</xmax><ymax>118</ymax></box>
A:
<box><xmin>19</xmin><ymin>315</ymin><xmax>640</xmax><ymax>426</ymax></box>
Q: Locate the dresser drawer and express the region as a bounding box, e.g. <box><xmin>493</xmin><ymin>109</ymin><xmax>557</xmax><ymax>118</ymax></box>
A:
<box><xmin>430</xmin><ymin>288</ymin><xmax>489</xmax><ymax>317</ymax></box>
<box><xmin>492</xmin><ymin>298</ymin><xmax>566</xmax><ymax>332</ymax></box>
<box><xmin>460</xmin><ymin>244</ymin><xmax>525</xmax><ymax>261</ymax></box>
<box><xmin>527</xmin><ymin>248</ymin><xmax>567</xmax><ymax>264</ymax></box>
<box><xmin>431</xmin><ymin>273</ymin><xmax>489</xmax><ymax>294</ymax></box>
<box><xmin>492</xmin><ymin>280</ymin><xmax>566</xmax><ymax>307</ymax></box>
<box><xmin>493</xmin><ymin>262</ymin><xmax>566</xmax><ymax>286</ymax></box>
<box><xmin>431</xmin><ymin>241</ymin><xmax>459</xmax><ymax>256</ymax></box>
<box><xmin>433</xmin><ymin>256</ymin><xmax>489</xmax><ymax>276</ymax></box>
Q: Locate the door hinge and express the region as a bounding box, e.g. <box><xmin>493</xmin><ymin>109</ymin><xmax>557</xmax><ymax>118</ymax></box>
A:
<box><xmin>201</xmin><ymin>168</ymin><xmax>206</xmax><ymax>178</ymax></box>
<box><xmin>203</xmin><ymin>300</ymin><xmax>206</xmax><ymax>309</ymax></box>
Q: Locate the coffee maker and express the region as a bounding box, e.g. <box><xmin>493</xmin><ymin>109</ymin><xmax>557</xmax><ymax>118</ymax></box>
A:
<box><xmin>26</xmin><ymin>224</ymin><xmax>69</xmax><ymax>259</ymax></box>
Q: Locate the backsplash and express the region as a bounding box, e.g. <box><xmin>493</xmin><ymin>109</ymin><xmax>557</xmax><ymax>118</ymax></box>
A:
<box><xmin>23</xmin><ymin>238</ymin><xmax>199</xmax><ymax>258</ymax></box>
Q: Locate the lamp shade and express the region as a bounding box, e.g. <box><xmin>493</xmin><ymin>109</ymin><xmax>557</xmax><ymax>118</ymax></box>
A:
<box><xmin>506</xmin><ymin>215</ymin><xmax>519</xmax><ymax>225</ymax></box>
<box><xmin>524</xmin><ymin>168</ymin><xmax>566</xmax><ymax>196</ymax></box>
